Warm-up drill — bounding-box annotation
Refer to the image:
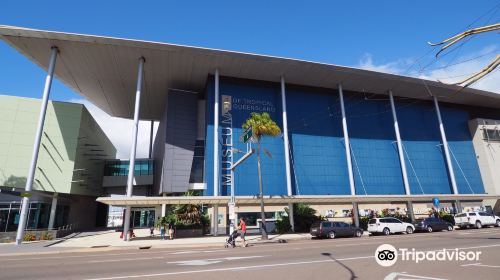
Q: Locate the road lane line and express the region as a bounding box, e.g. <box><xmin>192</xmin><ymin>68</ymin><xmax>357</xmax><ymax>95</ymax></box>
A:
<box><xmin>461</xmin><ymin>263</ymin><xmax>482</xmax><ymax>266</ymax></box>
<box><xmin>458</xmin><ymin>230</ymin><xmax>497</xmax><ymax>235</ymax></box>
<box><xmin>84</xmin><ymin>256</ymin><xmax>373</xmax><ymax>280</ymax></box>
<box><xmin>461</xmin><ymin>262</ymin><xmax>500</xmax><ymax>268</ymax></box>
<box><xmin>88</xmin><ymin>256</ymin><xmax>165</xmax><ymax>263</ymax></box>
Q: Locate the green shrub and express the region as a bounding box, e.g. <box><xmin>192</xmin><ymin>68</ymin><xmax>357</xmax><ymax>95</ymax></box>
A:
<box><xmin>39</xmin><ymin>231</ymin><xmax>53</xmax><ymax>240</ymax></box>
<box><xmin>437</xmin><ymin>210</ymin><xmax>455</xmax><ymax>225</ymax></box>
<box><xmin>287</xmin><ymin>203</ymin><xmax>324</xmax><ymax>232</ymax></box>
<box><xmin>23</xmin><ymin>232</ymin><xmax>36</xmax><ymax>242</ymax></box>
<box><xmin>359</xmin><ymin>216</ymin><xmax>372</xmax><ymax>231</ymax></box>
<box><xmin>275</xmin><ymin>216</ymin><xmax>292</xmax><ymax>234</ymax></box>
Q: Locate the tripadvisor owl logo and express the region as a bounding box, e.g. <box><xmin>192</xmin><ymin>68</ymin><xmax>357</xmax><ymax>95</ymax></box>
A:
<box><xmin>375</xmin><ymin>244</ymin><xmax>398</xmax><ymax>267</ymax></box>
<box><xmin>375</xmin><ymin>243</ymin><xmax>482</xmax><ymax>267</ymax></box>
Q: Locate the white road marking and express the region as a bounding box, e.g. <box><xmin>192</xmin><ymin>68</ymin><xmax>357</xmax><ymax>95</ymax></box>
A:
<box><xmin>384</xmin><ymin>272</ymin><xmax>447</xmax><ymax>280</ymax></box>
<box><xmin>84</xmin><ymin>256</ymin><xmax>372</xmax><ymax>280</ymax></box>
<box><xmin>88</xmin><ymin>256</ymin><xmax>165</xmax><ymax>263</ymax></box>
<box><xmin>167</xmin><ymin>255</ymin><xmax>266</xmax><ymax>266</ymax></box>
<box><xmin>461</xmin><ymin>262</ymin><xmax>500</xmax><ymax>268</ymax></box>
<box><xmin>461</xmin><ymin>262</ymin><xmax>482</xmax><ymax>266</ymax></box>
<box><xmin>458</xmin><ymin>230</ymin><xmax>497</xmax><ymax>235</ymax></box>
<box><xmin>170</xmin><ymin>251</ymin><xmax>198</xmax><ymax>255</ymax></box>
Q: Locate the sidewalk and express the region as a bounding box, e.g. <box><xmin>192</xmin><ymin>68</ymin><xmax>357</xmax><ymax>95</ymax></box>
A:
<box><xmin>0</xmin><ymin>229</ymin><xmax>312</xmax><ymax>256</ymax></box>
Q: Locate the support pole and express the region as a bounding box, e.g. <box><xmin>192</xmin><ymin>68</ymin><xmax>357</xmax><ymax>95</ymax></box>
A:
<box><xmin>213</xmin><ymin>70</ymin><xmax>220</xmax><ymax>197</ymax></box>
<box><xmin>16</xmin><ymin>47</ymin><xmax>58</xmax><ymax>245</ymax></box>
<box><xmin>48</xmin><ymin>193</ymin><xmax>58</xmax><ymax>230</ymax></box>
<box><xmin>213</xmin><ymin>205</ymin><xmax>219</xmax><ymax>236</ymax></box>
<box><xmin>406</xmin><ymin>201</ymin><xmax>415</xmax><ymax>223</ymax></box>
<box><xmin>280</xmin><ymin>77</ymin><xmax>294</xmax><ymax>232</ymax></box>
<box><xmin>352</xmin><ymin>202</ymin><xmax>360</xmax><ymax>227</ymax></box>
<box><xmin>389</xmin><ymin>91</ymin><xmax>411</xmax><ymax>195</ymax></box>
<box><xmin>433</xmin><ymin>96</ymin><xmax>459</xmax><ymax>195</ymax></box>
<box><xmin>149</xmin><ymin>120</ymin><xmax>154</xmax><ymax>158</ymax></box>
<box><xmin>454</xmin><ymin>200</ymin><xmax>462</xmax><ymax>214</ymax></box>
<box><xmin>123</xmin><ymin>57</ymin><xmax>145</xmax><ymax>241</ymax></box>
<box><xmin>339</xmin><ymin>84</ymin><xmax>356</xmax><ymax>195</ymax></box>
<box><xmin>161</xmin><ymin>193</ymin><xmax>166</xmax><ymax>217</ymax></box>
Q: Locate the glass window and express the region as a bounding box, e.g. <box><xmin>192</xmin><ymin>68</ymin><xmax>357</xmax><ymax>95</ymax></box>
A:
<box><xmin>368</xmin><ymin>219</ymin><xmax>377</xmax><ymax>224</ymax></box>
<box><xmin>483</xmin><ymin>129</ymin><xmax>500</xmax><ymax>142</ymax></box>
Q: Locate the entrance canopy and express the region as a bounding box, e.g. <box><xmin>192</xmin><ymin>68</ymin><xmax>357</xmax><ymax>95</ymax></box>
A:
<box><xmin>1</xmin><ymin>25</ymin><xmax>500</xmax><ymax>121</ymax></box>
<box><xmin>96</xmin><ymin>194</ymin><xmax>500</xmax><ymax>206</ymax></box>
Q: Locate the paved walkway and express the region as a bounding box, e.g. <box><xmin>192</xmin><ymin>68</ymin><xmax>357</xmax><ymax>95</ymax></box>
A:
<box><xmin>0</xmin><ymin>229</ymin><xmax>312</xmax><ymax>256</ymax></box>
<box><xmin>51</xmin><ymin>229</ymin><xmax>312</xmax><ymax>248</ymax></box>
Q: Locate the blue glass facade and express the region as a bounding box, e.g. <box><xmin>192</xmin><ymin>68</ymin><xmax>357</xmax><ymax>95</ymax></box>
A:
<box><xmin>204</xmin><ymin>77</ymin><xmax>485</xmax><ymax>197</ymax></box>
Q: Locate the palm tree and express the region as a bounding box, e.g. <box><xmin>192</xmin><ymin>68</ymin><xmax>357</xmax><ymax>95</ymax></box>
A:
<box><xmin>242</xmin><ymin>112</ymin><xmax>281</xmax><ymax>240</ymax></box>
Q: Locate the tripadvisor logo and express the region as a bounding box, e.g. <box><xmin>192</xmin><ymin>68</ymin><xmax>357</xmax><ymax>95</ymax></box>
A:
<box><xmin>375</xmin><ymin>244</ymin><xmax>482</xmax><ymax>267</ymax></box>
<box><xmin>375</xmin><ymin>244</ymin><xmax>398</xmax><ymax>267</ymax></box>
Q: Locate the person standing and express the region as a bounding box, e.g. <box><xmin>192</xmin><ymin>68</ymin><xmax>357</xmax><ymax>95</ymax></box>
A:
<box><xmin>168</xmin><ymin>221</ymin><xmax>175</xmax><ymax>240</ymax></box>
<box><xmin>238</xmin><ymin>217</ymin><xmax>247</xmax><ymax>247</ymax></box>
<box><xmin>160</xmin><ymin>223</ymin><xmax>166</xmax><ymax>240</ymax></box>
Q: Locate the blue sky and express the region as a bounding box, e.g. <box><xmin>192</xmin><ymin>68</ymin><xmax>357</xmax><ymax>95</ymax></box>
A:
<box><xmin>1</xmin><ymin>1</ymin><xmax>498</xmax><ymax>156</ymax></box>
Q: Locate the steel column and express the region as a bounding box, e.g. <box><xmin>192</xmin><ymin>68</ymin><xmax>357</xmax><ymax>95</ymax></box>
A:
<box><xmin>123</xmin><ymin>57</ymin><xmax>145</xmax><ymax>241</ymax></box>
<box><xmin>352</xmin><ymin>202</ymin><xmax>360</xmax><ymax>227</ymax></box>
<box><xmin>48</xmin><ymin>193</ymin><xmax>58</xmax><ymax>230</ymax></box>
<box><xmin>280</xmin><ymin>77</ymin><xmax>295</xmax><ymax>232</ymax></box>
<box><xmin>406</xmin><ymin>201</ymin><xmax>415</xmax><ymax>223</ymax></box>
<box><xmin>149</xmin><ymin>120</ymin><xmax>154</xmax><ymax>158</ymax></box>
<box><xmin>389</xmin><ymin>91</ymin><xmax>411</xmax><ymax>195</ymax></box>
<box><xmin>339</xmin><ymin>84</ymin><xmax>356</xmax><ymax>195</ymax></box>
<box><xmin>213</xmin><ymin>205</ymin><xmax>219</xmax><ymax>236</ymax></box>
<box><xmin>16</xmin><ymin>47</ymin><xmax>58</xmax><ymax>245</ymax></box>
<box><xmin>433</xmin><ymin>96</ymin><xmax>459</xmax><ymax>195</ymax></box>
<box><xmin>161</xmin><ymin>193</ymin><xmax>166</xmax><ymax>217</ymax></box>
<box><xmin>213</xmin><ymin>69</ymin><xmax>220</xmax><ymax>197</ymax></box>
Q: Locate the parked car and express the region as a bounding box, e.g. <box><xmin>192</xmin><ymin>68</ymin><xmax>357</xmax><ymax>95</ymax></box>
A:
<box><xmin>310</xmin><ymin>221</ymin><xmax>363</xmax><ymax>239</ymax></box>
<box><xmin>414</xmin><ymin>217</ymin><xmax>454</xmax><ymax>232</ymax></box>
<box><xmin>368</xmin><ymin>217</ymin><xmax>415</xmax><ymax>235</ymax></box>
<box><xmin>454</xmin><ymin>212</ymin><xmax>500</xmax><ymax>229</ymax></box>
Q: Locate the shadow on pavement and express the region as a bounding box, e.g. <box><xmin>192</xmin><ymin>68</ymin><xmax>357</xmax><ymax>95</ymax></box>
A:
<box><xmin>321</xmin><ymin>252</ymin><xmax>357</xmax><ymax>280</ymax></box>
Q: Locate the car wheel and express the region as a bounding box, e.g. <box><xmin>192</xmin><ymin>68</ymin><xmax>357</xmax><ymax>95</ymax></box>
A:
<box><xmin>355</xmin><ymin>230</ymin><xmax>362</xmax><ymax>237</ymax></box>
<box><xmin>496</xmin><ymin>220</ymin><xmax>500</xmax><ymax>227</ymax></box>
<box><xmin>383</xmin><ymin>227</ymin><xmax>390</xmax><ymax>236</ymax></box>
<box><xmin>406</xmin><ymin>226</ymin><xmax>414</xmax><ymax>234</ymax></box>
<box><xmin>447</xmin><ymin>225</ymin><xmax>453</xmax><ymax>231</ymax></box>
<box><xmin>476</xmin><ymin>220</ymin><xmax>482</xmax><ymax>229</ymax></box>
<box><xmin>427</xmin><ymin>226</ymin><xmax>433</xmax><ymax>233</ymax></box>
<box><xmin>328</xmin><ymin>231</ymin><xmax>336</xmax><ymax>239</ymax></box>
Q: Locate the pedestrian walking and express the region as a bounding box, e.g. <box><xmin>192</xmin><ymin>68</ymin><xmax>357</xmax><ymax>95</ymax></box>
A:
<box><xmin>160</xmin><ymin>224</ymin><xmax>166</xmax><ymax>240</ymax></box>
<box><xmin>238</xmin><ymin>217</ymin><xmax>247</xmax><ymax>247</ymax></box>
<box><xmin>168</xmin><ymin>221</ymin><xmax>175</xmax><ymax>240</ymax></box>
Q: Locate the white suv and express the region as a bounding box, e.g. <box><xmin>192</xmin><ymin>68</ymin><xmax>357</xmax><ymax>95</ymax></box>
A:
<box><xmin>368</xmin><ymin>217</ymin><xmax>415</xmax><ymax>235</ymax></box>
<box><xmin>454</xmin><ymin>212</ymin><xmax>500</xmax><ymax>229</ymax></box>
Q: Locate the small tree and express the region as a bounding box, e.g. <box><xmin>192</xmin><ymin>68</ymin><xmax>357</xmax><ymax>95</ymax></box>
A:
<box><xmin>242</xmin><ymin>112</ymin><xmax>281</xmax><ymax>240</ymax></box>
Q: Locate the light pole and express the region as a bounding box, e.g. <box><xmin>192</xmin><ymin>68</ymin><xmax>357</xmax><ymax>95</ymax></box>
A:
<box><xmin>256</xmin><ymin>140</ymin><xmax>268</xmax><ymax>240</ymax></box>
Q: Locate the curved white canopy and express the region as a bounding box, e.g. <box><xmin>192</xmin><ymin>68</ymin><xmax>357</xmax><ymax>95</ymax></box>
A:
<box><xmin>1</xmin><ymin>25</ymin><xmax>500</xmax><ymax>120</ymax></box>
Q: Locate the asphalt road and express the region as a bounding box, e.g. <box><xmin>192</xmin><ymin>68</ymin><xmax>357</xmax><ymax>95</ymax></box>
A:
<box><xmin>1</xmin><ymin>227</ymin><xmax>500</xmax><ymax>280</ymax></box>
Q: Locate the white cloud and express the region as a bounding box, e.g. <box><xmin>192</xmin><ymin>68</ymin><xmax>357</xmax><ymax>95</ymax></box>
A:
<box><xmin>357</xmin><ymin>46</ymin><xmax>500</xmax><ymax>94</ymax></box>
<box><xmin>69</xmin><ymin>98</ymin><xmax>158</xmax><ymax>159</ymax></box>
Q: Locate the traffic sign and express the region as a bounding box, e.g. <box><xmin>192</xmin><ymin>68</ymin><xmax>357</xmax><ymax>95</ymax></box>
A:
<box><xmin>432</xmin><ymin>197</ymin><xmax>440</xmax><ymax>207</ymax></box>
<box><xmin>242</xmin><ymin>127</ymin><xmax>253</xmax><ymax>143</ymax></box>
<box><xmin>20</xmin><ymin>192</ymin><xmax>32</xmax><ymax>198</ymax></box>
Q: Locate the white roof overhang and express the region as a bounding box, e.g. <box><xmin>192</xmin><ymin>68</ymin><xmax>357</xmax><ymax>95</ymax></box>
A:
<box><xmin>1</xmin><ymin>25</ymin><xmax>500</xmax><ymax>120</ymax></box>
<box><xmin>96</xmin><ymin>194</ymin><xmax>500</xmax><ymax>206</ymax></box>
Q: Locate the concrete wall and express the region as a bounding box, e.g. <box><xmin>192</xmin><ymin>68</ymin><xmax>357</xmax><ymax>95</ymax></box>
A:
<box><xmin>154</xmin><ymin>90</ymin><xmax>199</xmax><ymax>194</ymax></box>
<box><xmin>0</xmin><ymin>95</ymin><xmax>81</xmax><ymax>194</ymax></box>
<box><xmin>469</xmin><ymin>118</ymin><xmax>500</xmax><ymax>212</ymax></box>
<box><xmin>0</xmin><ymin>95</ymin><xmax>116</xmax><ymax>197</ymax></box>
